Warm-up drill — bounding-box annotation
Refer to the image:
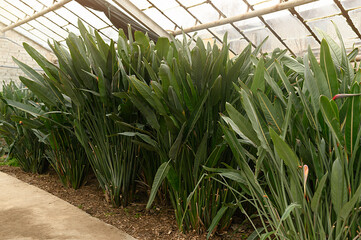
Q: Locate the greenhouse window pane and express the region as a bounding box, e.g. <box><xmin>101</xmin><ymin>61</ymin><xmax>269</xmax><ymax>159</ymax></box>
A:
<box><xmin>54</xmin><ymin>7</ymin><xmax>79</xmax><ymax>26</ymax></box>
<box><xmin>284</xmin><ymin>36</ymin><xmax>319</xmax><ymax>57</ymax></box>
<box><xmin>230</xmin><ymin>39</ymin><xmax>250</xmax><ymax>54</ymax></box>
<box><xmin>87</xmin><ymin>8</ymin><xmax>113</xmax><ymax>26</ymax></box>
<box><xmin>36</xmin><ymin>0</ymin><xmax>53</xmax><ymax>7</ymax></box>
<box><xmin>209</xmin><ymin>24</ymin><xmax>241</xmax><ymax>42</ymax></box>
<box><xmin>341</xmin><ymin>0</ymin><xmax>361</xmax><ymax>10</ymax></box>
<box><xmin>0</xmin><ymin>7</ymin><xmax>19</xmax><ymax>23</ymax></box>
<box><xmin>44</xmin><ymin>12</ymin><xmax>68</xmax><ymax>27</ymax></box>
<box><xmin>2</xmin><ymin>1</ymin><xmax>26</xmax><ymax>19</ymax></box>
<box><xmin>188</xmin><ymin>3</ymin><xmax>220</xmax><ymax>23</ymax></box>
<box><xmin>164</xmin><ymin>6</ymin><xmax>196</xmax><ymax>29</ymax></box>
<box><xmin>100</xmin><ymin>27</ymin><xmax>119</xmax><ymax>41</ymax></box>
<box><xmin>37</xmin><ymin>16</ymin><xmax>69</xmax><ymax>38</ymax></box>
<box><xmin>129</xmin><ymin>0</ymin><xmax>151</xmax><ymax>10</ymax></box>
<box><xmin>21</xmin><ymin>23</ymin><xmax>33</xmax><ymax>31</ymax></box>
<box><xmin>14</xmin><ymin>26</ymin><xmax>48</xmax><ymax>48</ymax></box>
<box><xmin>149</xmin><ymin>0</ymin><xmax>179</xmax><ymax>12</ymax></box>
<box><xmin>65</xmin><ymin>1</ymin><xmax>108</xmax><ymax>30</ymax></box>
<box><xmin>296</xmin><ymin>0</ymin><xmax>339</xmax><ymax>20</ymax></box>
<box><xmin>349</xmin><ymin>9</ymin><xmax>361</xmax><ymax>36</ymax></box>
<box><xmin>63</xmin><ymin>24</ymin><xmax>81</xmax><ymax>36</ymax></box>
<box><xmin>178</xmin><ymin>0</ymin><xmax>205</xmax><ymax>8</ymax></box>
<box><xmin>27</xmin><ymin>19</ymin><xmax>63</xmax><ymax>41</ymax></box>
<box><xmin>252</xmin><ymin>0</ymin><xmax>280</xmax><ymax>10</ymax></box>
<box><xmin>0</xmin><ymin>15</ymin><xmax>11</xmax><ymax>25</ymax></box>
<box><xmin>263</xmin><ymin>11</ymin><xmax>310</xmax><ymax>41</ymax></box>
<box><xmin>210</xmin><ymin>0</ymin><xmax>248</xmax><ymax>17</ymax></box>
<box><xmin>143</xmin><ymin>8</ymin><xmax>175</xmax><ymax>31</ymax></box>
<box><xmin>21</xmin><ymin>0</ymin><xmax>44</xmax><ymax>12</ymax></box>
<box><xmin>307</xmin><ymin>15</ymin><xmax>358</xmax><ymax>50</ymax></box>
<box><xmin>5</xmin><ymin>0</ymin><xmax>34</xmax><ymax>16</ymax></box>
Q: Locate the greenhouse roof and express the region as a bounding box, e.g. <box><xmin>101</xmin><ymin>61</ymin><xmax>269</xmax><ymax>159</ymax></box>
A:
<box><xmin>0</xmin><ymin>0</ymin><xmax>361</xmax><ymax>57</ymax></box>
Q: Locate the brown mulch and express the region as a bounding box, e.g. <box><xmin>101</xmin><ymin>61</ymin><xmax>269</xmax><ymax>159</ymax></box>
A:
<box><xmin>0</xmin><ymin>165</ymin><xmax>252</xmax><ymax>240</ymax></box>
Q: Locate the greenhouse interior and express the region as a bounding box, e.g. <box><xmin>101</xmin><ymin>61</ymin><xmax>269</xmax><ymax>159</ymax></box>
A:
<box><xmin>1</xmin><ymin>0</ymin><xmax>361</xmax><ymax>239</ymax></box>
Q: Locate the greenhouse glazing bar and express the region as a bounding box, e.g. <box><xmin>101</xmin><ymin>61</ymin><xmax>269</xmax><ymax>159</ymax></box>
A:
<box><xmin>172</xmin><ymin>0</ymin><xmax>317</xmax><ymax>35</ymax></box>
<box><xmin>111</xmin><ymin>0</ymin><xmax>170</xmax><ymax>39</ymax></box>
<box><xmin>0</xmin><ymin>0</ymin><xmax>72</xmax><ymax>32</ymax></box>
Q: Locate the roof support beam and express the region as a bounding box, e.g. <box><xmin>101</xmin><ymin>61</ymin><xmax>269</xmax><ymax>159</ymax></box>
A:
<box><xmin>242</xmin><ymin>0</ymin><xmax>295</xmax><ymax>56</ymax></box>
<box><xmin>172</xmin><ymin>0</ymin><xmax>317</xmax><ymax>35</ymax></box>
<box><xmin>333</xmin><ymin>0</ymin><xmax>361</xmax><ymax>40</ymax></box>
<box><xmin>0</xmin><ymin>0</ymin><xmax>72</xmax><ymax>32</ymax></box>
<box><xmin>288</xmin><ymin>7</ymin><xmax>321</xmax><ymax>44</ymax></box>
<box><xmin>111</xmin><ymin>0</ymin><xmax>171</xmax><ymax>39</ymax></box>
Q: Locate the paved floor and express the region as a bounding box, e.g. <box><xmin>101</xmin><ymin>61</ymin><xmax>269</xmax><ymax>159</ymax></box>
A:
<box><xmin>0</xmin><ymin>171</ymin><xmax>136</xmax><ymax>240</ymax></box>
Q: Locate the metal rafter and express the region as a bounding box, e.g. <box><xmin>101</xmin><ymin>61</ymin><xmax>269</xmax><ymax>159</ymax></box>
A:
<box><xmin>0</xmin><ymin>0</ymin><xmax>72</xmax><ymax>32</ymax></box>
<box><xmin>0</xmin><ymin>5</ymin><xmax>62</xmax><ymax>45</ymax></box>
<box><xmin>207</xmin><ymin>1</ymin><xmax>256</xmax><ymax>48</ymax></box>
<box><xmin>0</xmin><ymin>13</ymin><xmax>49</xmax><ymax>49</ymax></box>
<box><xmin>111</xmin><ymin>0</ymin><xmax>170</xmax><ymax>39</ymax></box>
<box><xmin>144</xmin><ymin>0</ymin><xmax>198</xmax><ymax>45</ymax></box>
<box><xmin>242</xmin><ymin>0</ymin><xmax>295</xmax><ymax>56</ymax></box>
<box><xmin>333</xmin><ymin>0</ymin><xmax>361</xmax><ymax>40</ymax></box>
<box><xmin>62</xmin><ymin>5</ymin><xmax>113</xmax><ymax>41</ymax></box>
<box><xmin>3</xmin><ymin>0</ymin><xmax>67</xmax><ymax>42</ymax></box>
<box><xmin>172</xmin><ymin>0</ymin><xmax>316</xmax><ymax>35</ymax></box>
<box><xmin>19</xmin><ymin>0</ymin><xmax>69</xmax><ymax>38</ymax></box>
<box><xmin>288</xmin><ymin>7</ymin><xmax>321</xmax><ymax>44</ymax></box>
<box><xmin>175</xmin><ymin>0</ymin><xmax>236</xmax><ymax>55</ymax></box>
<box><xmin>33</xmin><ymin>0</ymin><xmax>112</xmax><ymax>42</ymax></box>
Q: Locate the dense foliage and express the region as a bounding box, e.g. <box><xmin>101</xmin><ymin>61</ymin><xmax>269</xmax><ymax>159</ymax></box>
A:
<box><xmin>1</xmin><ymin>20</ymin><xmax>361</xmax><ymax>238</ymax></box>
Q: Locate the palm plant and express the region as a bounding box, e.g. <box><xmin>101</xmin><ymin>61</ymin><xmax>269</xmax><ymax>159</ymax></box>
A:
<box><xmin>219</xmin><ymin>27</ymin><xmax>361</xmax><ymax>239</ymax></box>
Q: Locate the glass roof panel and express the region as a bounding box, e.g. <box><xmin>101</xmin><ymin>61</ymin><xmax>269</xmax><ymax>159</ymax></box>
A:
<box><xmin>0</xmin><ymin>15</ymin><xmax>11</xmax><ymax>25</ymax></box>
<box><xmin>340</xmin><ymin>0</ymin><xmax>361</xmax><ymax>10</ymax></box>
<box><xmin>2</xmin><ymin>1</ymin><xmax>26</xmax><ymax>19</ymax></box>
<box><xmin>54</xmin><ymin>7</ymin><xmax>79</xmax><ymax>26</ymax></box>
<box><xmin>163</xmin><ymin>6</ymin><xmax>196</xmax><ymax>29</ymax></box>
<box><xmin>65</xmin><ymin>1</ymin><xmax>108</xmax><ymax>30</ymax></box>
<box><xmin>14</xmin><ymin>26</ymin><xmax>48</xmax><ymax>49</ymax></box>
<box><xmin>150</xmin><ymin>0</ymin><xmax>179</xmax><ymax>11</ymax></box>
<box><xmin>208</xmin><ymin>24</ymin><xmax>242</xmax><ymax>42</ymax></box>
<box><xmin>188</xmin><ymin>3</ymin><xmax>220</xmax><ymax>23</ymax></box>
<box><xmin>99</xmin><ymin>27</ymin><xmax>119</xmax><ymax>42</ymax></box>
<box><xmin>43</xmin><ymin>12</ymin><xmax>68</xmax><ymax>27</ymax></box>
<box><xmin>20</xmin><ymin>0</ymin><xmax>44</xmax><ymax>12</ymax></box>
<box><xmin>210</xmin><ymin>0</ymin><xmax>248</xmax><ymax>17</ymax></box>
<box><xmin>252</xmin><ymin>0</ymin><xmax>280</xmax><ymax>10</ymax></box>
<box><xmin>87</xmin><ymin>8</ymin><xmax>113</xmax><ymax>26</ymax></box>
<box><xmin>296</xmin><ymin>0</ymin><xmax>340</xmax><ymax>20</ymax></box>
<box><xmin>143</xmin><ymin>8</ymin><xmax>175</xmax><ymax>32</ymax></box>
<box><xmin>230</xmin><ymin>39</ymin><xmax>249</xmax><ymax>54</ymax></box>
<box><xmin>349</xmin><ymin>9</ymin><xmax>361</xmax><ymax>37</ymax></box>
<box><xmin>129</xmin><ymin>0</ymin><xmax>152</xmax><ymax>10</ymax></box>
<box><xmin>37</xmin><ymin>16</ymin><xmax>69</xmax><ymax>38</ymax></box>
<box><xmin>36</xmin><ymin>0</ymin><xmax>53</xmax><ymax>7</ymax></box>
<box><xmin>27</xmin><ymin>19</ymin><xmax>64</xmax><ymax>41</ymax></box>
<box><xmin>0</xmin><ymin>8</ymin><xmax>17</xmax><ymax>23</ymax></box>
<box><xmin>177</xmin><ymin>0</ymin><xmax>205</xmax><ymax>8</ymax></box>
<box><xmin>307</xmin><ymin>15</ymin><xmax>358</xmax><ymax>51</ymax></box>
<box><xmin>5</xmin><ymin>0</ymin><xmax>34</xmax><ymax>16</ymax></box>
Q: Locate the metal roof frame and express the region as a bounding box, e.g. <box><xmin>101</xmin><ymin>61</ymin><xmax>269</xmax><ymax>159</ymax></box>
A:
<box><xmin>0</xmin><ymin>0</ymin><xmax>361</xmax><ymax>56</ymax></box>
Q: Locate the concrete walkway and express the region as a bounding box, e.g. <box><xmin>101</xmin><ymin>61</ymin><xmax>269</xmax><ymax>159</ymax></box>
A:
<box><xmin>0</xmin><ymin>171</ymin><xmax>136</xmax><ymax>240</ymax></box>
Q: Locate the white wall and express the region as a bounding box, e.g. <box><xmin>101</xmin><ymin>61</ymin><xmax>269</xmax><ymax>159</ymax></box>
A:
<box><xmin>0</xmin><ymin>23</ymin><xmax>55</xmax><ymax>88</ymax></box>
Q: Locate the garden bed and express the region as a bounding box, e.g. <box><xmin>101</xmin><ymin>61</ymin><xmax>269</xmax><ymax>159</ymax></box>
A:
<box><xmin>0</xmin><ymin>165</ymin><xmax>251</xmax><ymax>240</ymax></box>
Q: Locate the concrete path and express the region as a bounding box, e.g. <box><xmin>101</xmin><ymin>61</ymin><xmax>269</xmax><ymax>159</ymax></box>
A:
<box><xmin>0</xmin><ymin>171</ymin><xmax>136</xmax><ymax>240</ymax></box>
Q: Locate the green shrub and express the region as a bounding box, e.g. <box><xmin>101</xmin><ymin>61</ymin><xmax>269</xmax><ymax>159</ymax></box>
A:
<box><xmin>219</xmin><ymin>27</ymin><xmax>361</xmax><ymax>239</ymax></box>
<box><xmin>0</xmin><ymin>81</ymin><xmax>48</xmax><ymax>173</ymax></box>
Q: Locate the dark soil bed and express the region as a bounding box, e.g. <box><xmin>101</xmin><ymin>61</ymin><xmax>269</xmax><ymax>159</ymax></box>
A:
<box><xmin>0</xmin><ymin>165</ymin><xmax>251</xmax><ymax>239</ymax></box>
